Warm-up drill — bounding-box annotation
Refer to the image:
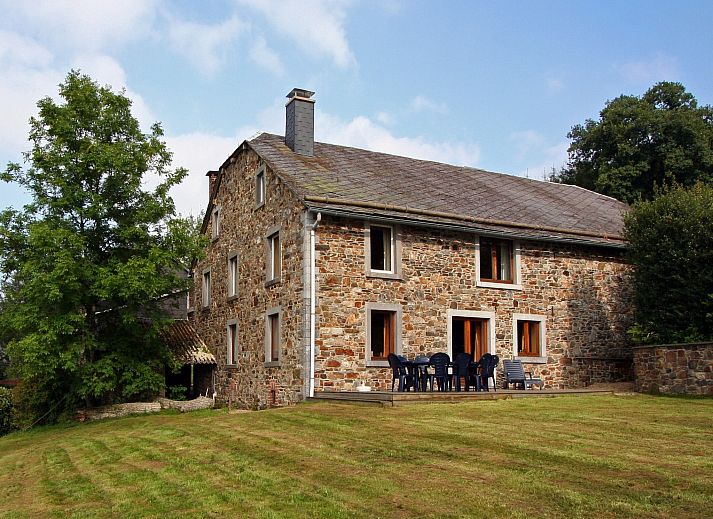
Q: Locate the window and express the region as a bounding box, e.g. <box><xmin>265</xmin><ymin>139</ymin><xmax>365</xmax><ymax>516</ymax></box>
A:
<box><xmin>202</xmin><ymin>269</ymin><xmax>211</xmax><ymax>308</ymax></box>
<box><xmin>211</xmin><ymin>206</ymin><xmax>220</xmax><ymax>240</ymax></box>
<box><xmin>477</xmin><ymin>237</ymin><xmax>521</xmax><ymax>289</ymax></box>
<box><xmin>227</xmin><ymin>253</ymin><xmax>238</xmax><ymax>298</ymax></box>
<box><xmin>480</xmin><ymin>237</ymin><xmax>512</xmax><ymax>282</ymax></box>
<box><xmin>265</xmin><ymin>308</ymin><xmax>280</xmax><ymax>366</ymax></box>
<box><xmin>267</xmin><ymin>230</ymin><xmax>281</xmax><ymax>282</ymax></box>
<box><xmin>366</xmin><ymin>303</ymin><xmax>401</xmax><ymax>366</ymax></box>
<box><xmin>365</xmin><ymin>223</ymin><xmax>401</xmax><ymax>279</ymax></box>
<box><xmin>447</xmin><ymin>310</ymin><xmax>495</xmax><ymax>360</ymax></box>
<box><xmin>513</xmin><ymin>314</ymin><xmax>547</xmax><ymax>362</ymax></box>
<box><xmin>226</xmin><ymin>320</ymin><xmax>238</xmax><ymax>365</ymax></box>
<box><xmin>255</xmin><ymin>167</ymin><xmax>265</xmax><ymax>207</ymax></box>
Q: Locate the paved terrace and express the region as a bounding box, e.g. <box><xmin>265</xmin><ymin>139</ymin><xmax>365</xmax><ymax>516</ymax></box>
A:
<box><xmin>309</xmin><ymin>388</ymin><xmax>617</xmax><ymax>407</ymax></box>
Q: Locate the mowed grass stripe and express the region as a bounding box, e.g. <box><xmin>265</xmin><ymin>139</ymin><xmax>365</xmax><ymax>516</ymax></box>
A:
<box><xmin>1</xmin><ymin>395</ymin><xmax>711</xmax><ymax>518</ymax></box>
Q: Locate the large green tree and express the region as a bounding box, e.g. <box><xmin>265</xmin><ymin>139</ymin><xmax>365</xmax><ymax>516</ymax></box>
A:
<box><xmin>623</xmin><ymin>183</ymin><xmax>713</xmax><ymax>344</ymax></box>
<box><xmin>552</xmin><ymin>82</ymin><xmax>713</xmax><ymax>203</ymax></box>
<box><xmin>0</xmin><ymin>71</ymin><xmax>203</xmax><ymax>423</ymax></box>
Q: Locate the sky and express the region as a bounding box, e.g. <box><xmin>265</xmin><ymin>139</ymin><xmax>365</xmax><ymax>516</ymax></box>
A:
<box><xmin>1</xmin><ymin>0</ymin><xmax>711</xmax><ymax>218</ymax></box>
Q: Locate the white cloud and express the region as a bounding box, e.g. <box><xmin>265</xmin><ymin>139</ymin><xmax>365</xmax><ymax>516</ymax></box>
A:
<box><xmin>411</xmin><ymin>95</ymin><xmax>448</xmax><ymax>115</ymax></box>
<box><xmin>376</xmin><ymin>112</ymin><xmax>395</xmax><ymax>125</ymax></box>
<box><xmin>617</xmin><ymin>53</ymin><xmax>679</xmax><ymax>84</ymax></box>
<box><xmin>0</xmin><ymin>0</ymin><xmax>158</xmax><ymax>52</ymax></box>
<box><xmin>238</xmin><ymin>0</ymin><xmax>356</xmax><ymax>68</ymax></box>
<box><xmin>166</xmin><ymin>15</ymin><xmax>247</xmax><ymax>76</ymax></box>
<box><xmin>249</xmin><ymin>35</ymin><xmax>285</xmax><ymax>76</ymax></box>
<box><xmin>317</xmin><ymin>113</ymin><xmax>480</xmax><ymax>166</ymax></box>
<box><xmin>509</xmin><ymin>130</ymin><xmax>546</xmax><ymax>161</ymax></box>
<box><xmin>164</xmin><ymin>133</ymin><xmax>243</xmax><ymax>217</ymax></box>
<box><xmin>0</xmin><ymin>31</ymin><xmax>62</xmax><ymax>155</ymax></box>
<box><xmin>509</xmin><ymin>130</ymin><xmax>568</xmax><ymax>180</ymax></box>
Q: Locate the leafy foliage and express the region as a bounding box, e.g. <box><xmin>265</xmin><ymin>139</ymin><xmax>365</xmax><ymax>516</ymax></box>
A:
<box><xmin>0</xmin><ymin>71</ymin><xmax>205</xmax><ymax>424</ymax></box>
<box><xmin>552</xmin><ymin>82</ymin><xmax>713</xmax><ymax>204</ymax></box>
<box><xmin>623</xmin><ymin>183</ymin><xmax>713</xmax><ymax>344</ymax></box>
<box><xmin>0</xmin><ymin>387</ymin><xmax>14</xmax><ymax>436</ymax></box>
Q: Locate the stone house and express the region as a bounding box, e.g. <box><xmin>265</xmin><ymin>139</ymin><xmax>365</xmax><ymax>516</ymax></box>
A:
<box><xmin>189</xmin><ymin>88</ymin><xmax>633</xmax><ymax>408</ymax></box>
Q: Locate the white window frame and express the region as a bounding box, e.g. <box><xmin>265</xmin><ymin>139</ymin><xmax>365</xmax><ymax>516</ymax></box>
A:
<box><xmin>211</xmin><ymin>206</ymin><xmax>220</xmax><ymax>241</ymax></box>
<box><xmin>365</xmin><ymin>302</ymin><xmax>402</xmax><ymax>367</ymax></box>
<box><xmin>201</xmin><ymin>268</ymin><xmax>211</xmax><ymax>308</ymax></box>
<box><xmin>255</xmin><ymin>166</ymin><xmax>265</xmax><ymax>208</ymax></box>
<box><xmin>227</xmin><ymin>252</ymin><xmax>239</xmax><ymax>299</ymax></box>
<box><xmin>365</xmin><ymin>222</ymin><xmax>401</xmax><ymax>279</ymax></box>
<box><xmin>266</xmin><ymin>226</ymin><xmax>281</xmax><ymax>284</ymax></box>
<box><xmin>512</xmin><ymin>313</ymin><xmax>547</xmax><ymax>364</ymax></box>
<box><xmin>446</xmin><ymin>309</ymin><xmax>496</xmax><ymax>360</ymax></box>
<box><xmin>226</xmin><ymin>318</ymin><xmax>238</xmax><ymax>365</ymax></box>
<box><xmin>264</xmin><ymin>306</ymin><xmax>281</xmax><ymax>367</ymax></box>
<box><xmin>475</xmin><ymin>236</ymin><xmax>522</xmax><ymax>290</ymax></box>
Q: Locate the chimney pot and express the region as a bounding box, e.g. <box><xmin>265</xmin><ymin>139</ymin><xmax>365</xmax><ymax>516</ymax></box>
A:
<box><xmin>285</xmin><ymin>88</ymin><xmax>315</xmax><ymax>156</ymax></box>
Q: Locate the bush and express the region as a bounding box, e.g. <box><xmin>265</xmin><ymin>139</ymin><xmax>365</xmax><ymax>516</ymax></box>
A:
<box><xmin>0</xmin><ymin>386</ymin><xmax>15</xmax><ymax>436</ymax></box>
<box><xmin>624</xmin><ymin>183</ymin><xmax>713</xmax><ymax>344</ymax></box>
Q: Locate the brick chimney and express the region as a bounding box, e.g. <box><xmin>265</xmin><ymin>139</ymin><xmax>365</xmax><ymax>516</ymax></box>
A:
<box><xmin>285</xmin><ymin>88</ymin><xmax>315</xmax><ymax>156</ymax></box>
<box><xmin>206</xmin><ymin>170</ymin><xmax>219</xmax><ymax>199</ymax></box>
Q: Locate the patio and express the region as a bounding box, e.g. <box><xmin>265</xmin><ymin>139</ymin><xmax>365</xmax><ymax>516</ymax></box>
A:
<box><xmin>310</xmin><ymin>387</ymin><xmax>617</xmax><ymax>407</ymax></box>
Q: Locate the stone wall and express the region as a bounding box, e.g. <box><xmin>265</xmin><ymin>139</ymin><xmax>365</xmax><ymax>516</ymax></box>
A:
<box><xmin>314</xmin><ymin>216</ymin><xmax>634</xmax><ymax>390</ymax></box>
<box><xmin>190</xmin><ymin>148</ymin><xmax>307</xmax><ymax>409</ymax></box>
<box><xmin>634</xmin><ymin>342</ymin><xmax>713</xmax><ymax>396</ymax></box>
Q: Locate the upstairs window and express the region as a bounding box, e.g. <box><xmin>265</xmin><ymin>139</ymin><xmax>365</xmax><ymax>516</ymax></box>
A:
<box><xmin>479</xmin><ymin>237</ymin><xmax>513</xmax><ymax>283</ymax></box>
<box><xmin>267</xmin><ymin>230</ymin><xmax>281</xmax><ymax>282</ymax></box>
<box><xmin>228</xmin><ymin>254</ymin><xmax>238</xmax><ymax>298</ymax></box>
<box><xmin>211</xmin><ymin>206</ymin><xmax>220</xmax><ymax>240</ymax></box>
<box><xmin>256</xmin><ymin>168</ymin><xmax>265</xmax><ymax>207</ymax></box>
<box><xmin>369</xmin><ymin>225</ymin><xmax>393</xmax><ymax>272</ymax></box>
<box><xmin>202</xmin><ymin>269</ymin><xmax>211</xmax><ymax>308</ymax></box>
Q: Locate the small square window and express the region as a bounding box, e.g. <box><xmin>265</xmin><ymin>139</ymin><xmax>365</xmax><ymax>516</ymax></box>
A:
<box><xmin>227</xmin><ymin>321</ymin><xmax>238</xmax><ymax>365</ymax></box>
<box><xmin>365</xmin><ymin>223</ymin><xmax>400</xmax><ymax>279</ymax></box>
<box><xmin>267</xmin><ymin>231</ymin><xmax>281</xmax><ymax>282</ymax></box>
<box><xmin>202</xmin><ymin>270</ymin><xmax>211</xmax><ymax>308</ymax></box>
<box><xmin>513</xmin><ymin>314</ymin><xmax>547</xmax><ymax>362</ymax></box>
<box><xmin>228</xmin><ymin>254</ymin><xmax>239</xmax><ymax>298</ymax></box>
<box><xmin>256</xmin><ymin>168</ymin><xmax>265</xmax><ymax>207</ymax></box>
<box><xmin>370</xmin><ymin>310</ymin><xmax>395</xmax><ymax>360</ymax></box>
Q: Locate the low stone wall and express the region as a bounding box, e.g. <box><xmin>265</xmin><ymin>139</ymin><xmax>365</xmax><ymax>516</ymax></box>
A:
<box><xmin>633</xmin><ymin>342</ymin><xmax>713</xmax><ymax>396</ymax></box>
<box><xmin>77</xmin><ymin>397</ymin><xmax>214</xmax><ymax>421</ymax></box>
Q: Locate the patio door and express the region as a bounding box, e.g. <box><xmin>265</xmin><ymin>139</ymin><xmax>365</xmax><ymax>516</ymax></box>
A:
<box><xmin>452</xmin><ymin>317</ymin><xmax>488</xmax><ymax>360</ymax></box>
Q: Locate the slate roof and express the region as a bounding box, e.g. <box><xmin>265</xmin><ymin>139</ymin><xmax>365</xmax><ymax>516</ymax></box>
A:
<box><xmin>160</xmin><ymin>320</ymin><xmax>216</xmax><ymax>365</ymax></box>
<box><xmin>243</xmin><ymin>132</ymin><xmax>628</xmax><ymax>248</ymax></box>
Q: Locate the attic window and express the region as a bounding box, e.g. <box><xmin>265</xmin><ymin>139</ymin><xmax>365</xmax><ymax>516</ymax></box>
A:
<box><xmin>255</xmin><ymin>167</ymin><xmax>265</xmax><ymax>208</ymax></box>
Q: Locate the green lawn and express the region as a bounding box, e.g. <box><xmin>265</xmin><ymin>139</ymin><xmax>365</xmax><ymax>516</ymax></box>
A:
<box><xmin>1</xmin><ymin>395</ymin><xmax>711</xmax><ymax>518</ymax></box>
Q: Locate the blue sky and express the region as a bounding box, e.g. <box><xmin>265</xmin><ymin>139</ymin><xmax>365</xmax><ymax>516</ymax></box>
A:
<box><xmin>1</xmin><ymin>0</ymin><xmax>711</xmax><ymax>217</ymax></box>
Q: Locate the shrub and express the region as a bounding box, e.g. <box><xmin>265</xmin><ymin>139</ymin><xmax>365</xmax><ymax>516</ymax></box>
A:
<box><xmin>624</xmin><ymin>183</ymin><xmax>713</xmax><ymax>344</ymax></box>
<box><xmin>0</xmin><ymin>386</ymin><xmax>15</xmax><ymax>436</ymax></box>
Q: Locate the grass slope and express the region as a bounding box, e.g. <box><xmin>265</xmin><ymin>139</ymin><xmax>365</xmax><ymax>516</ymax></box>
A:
<box><xmin>1</xmin><ymin>395</ymin><xmax>712</xmax><ymax>518</ymax></box>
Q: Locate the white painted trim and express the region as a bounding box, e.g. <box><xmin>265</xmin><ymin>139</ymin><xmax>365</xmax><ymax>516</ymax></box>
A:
<box><xmin>512</xmin><ymin>313</ymin><xmax>547</xmax><ymax>363</ymax></box>
<box><xmin>446</xmin><ymin>309</ymin><xmax>496</xmax><ymax>359</ymax></box>
<box><xmin>475</xmin><ymin>237</ymin><xmax>522</xmax><ymax>290</ymax></box>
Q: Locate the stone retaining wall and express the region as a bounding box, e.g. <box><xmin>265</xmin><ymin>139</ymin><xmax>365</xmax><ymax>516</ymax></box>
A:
<box><xmin>76</xmin><ymin>397</ymin><xmax>214</xmax><ymax>421</ymax></box>
<box><xmin>634</xmin><ymin>342</ymin><xmax>713</xmax><ymax>396</ymax></box>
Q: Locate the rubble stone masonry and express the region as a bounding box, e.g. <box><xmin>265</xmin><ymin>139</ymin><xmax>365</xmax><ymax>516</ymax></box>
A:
<box><xmin>190</xmin><ymin>148</ymin><xmax>307</xmax><ymax>409</ymax></box>
<box><xmin>634</xmin><ymin>342</ymin><xmax>713</xmax><ymax>396</ymax></box>
<box><xmin>315</xmin><ymin>216</ymin><xmax>634</xmax><ymax>391</ymax></box>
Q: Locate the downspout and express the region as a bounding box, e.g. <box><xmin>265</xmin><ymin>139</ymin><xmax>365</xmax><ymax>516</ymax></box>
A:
<box><xmin>309</xmin><ymin>212</ymin><xmax>322</xmax><ymax>397</ymax></box>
